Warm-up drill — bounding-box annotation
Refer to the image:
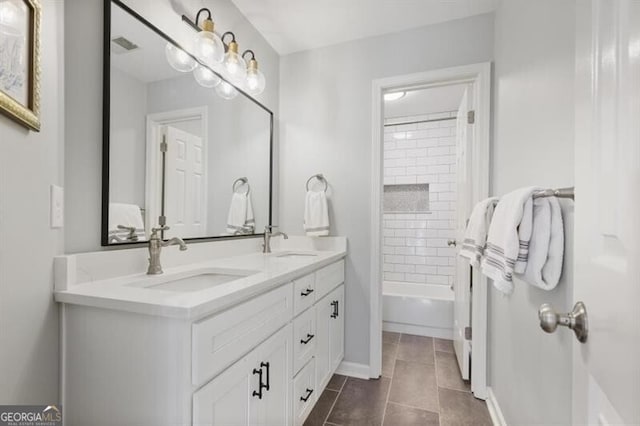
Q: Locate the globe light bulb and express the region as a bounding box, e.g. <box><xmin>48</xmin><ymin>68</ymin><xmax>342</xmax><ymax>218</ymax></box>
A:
<box><xmin>222</xmin><ymin>40</ymin><xmax>247</xmax><ymax>84</ymax></box>
<box><xmin>193</xmin><ymin>64</ymin><xmax>221</xmax><ymax>88</ymax></box>
<box><xmin>193</xmin><ymin>18</ymin><xmax>224</xmax><ymax>66</ymax></box>
<box><xmin>245</xmin><ymin>58</ymin><xmax>266</xmax><ymax>95</ymax></box>
<box><xmin>215</xmin><ymin>80</ymin><xmax>238</xmax><ymax>100</ymax></box>
<box><xmin>165</xmin><ymin>43</ymin><xmax>196</xmax><ymax>72</ymax></box>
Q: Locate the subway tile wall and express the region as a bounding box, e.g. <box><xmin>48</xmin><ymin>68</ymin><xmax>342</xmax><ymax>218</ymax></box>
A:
<box><xmin>383</xmin><ymin>112</ymin><xmax>458</xmax><ymax>286</ymax></box>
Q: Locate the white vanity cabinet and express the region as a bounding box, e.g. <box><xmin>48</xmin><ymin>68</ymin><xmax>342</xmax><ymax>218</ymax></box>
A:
<box><xmin>193</xmin><ymin>324</ymin><xmax>293</xmax><ymax>426</ymax></box>
<box><xmin>60</xmin><ymin>256</ymin><xmax>345</xmax><ymax>426</ymax></box>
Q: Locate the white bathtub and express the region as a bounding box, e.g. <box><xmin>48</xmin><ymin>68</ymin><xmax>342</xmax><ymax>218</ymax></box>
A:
<box><xmin>382</xmin><ymin>281</ymin><xmax>454</xmax><ymax>339</ymax></box>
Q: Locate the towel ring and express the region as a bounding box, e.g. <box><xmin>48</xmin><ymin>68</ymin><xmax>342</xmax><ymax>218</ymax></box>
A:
<box><xmin>232</xmin><ymin>177</ymin><xmax>251</xmax><ymax>195</ymax></box>
<box><xmin>306</xmin><ymin>174</ymin><xmax>328</xmax><ymax>192</ymax></box>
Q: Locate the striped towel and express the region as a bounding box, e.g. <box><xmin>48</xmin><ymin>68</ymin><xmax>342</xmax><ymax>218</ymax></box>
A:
<box><xmin>460</xmin><ymin>197</ymin><xmax>499</xmax><ymax>267</ymax></box>
<box><xmin>481</xmin><ymin>187</ymin><xmax>540</xmax><ymax>294</ymax></box>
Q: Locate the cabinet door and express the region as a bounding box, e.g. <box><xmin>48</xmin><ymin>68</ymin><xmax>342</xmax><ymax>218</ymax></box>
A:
<box><xmin>255</xmin><ymin>324</ymin><xmax>293</xmax><ymax>426</ymax></box>
<box><xmin>315</xmin><ymin>293</ymin><xmax>333</xmax><ymax>390</ymax></box>
<box><xmin>192</xmin><ymin>352</ymin><xmax>259</xmax><ymax>426</ymax></box>
<box><xmin>329</xmin><ymin>285</ymin><xmax>345</xmax><ymax>372</ymax></box>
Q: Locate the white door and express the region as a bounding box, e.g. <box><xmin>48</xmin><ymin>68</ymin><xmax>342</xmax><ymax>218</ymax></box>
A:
<box><xmin>163</xmin><ymin>125</ymin><xmax>207</xmax><ymax>239</ymax></box>
<box><xmin>315</xmin><ymin>294</ymin><xmax>333</xmax><ymax>391</ymax></box>
<box><xmin>192</xmin><ymin>352</ymin><xmax>258</xmax><ymax>426</ymax></box>
<box><xmin>255</xmin><ymin>325</ymin><xmax>293</xmax><ymax>426</ymax></box>
<box><xmin>453</xmin><ymin>87</ymin><xmax>473</xmax><ymax>380</ymax></box>
<box><xmin>573</xmin><ymin>1</ymin><xmax>640</xmax><ymax>424</ymax></box>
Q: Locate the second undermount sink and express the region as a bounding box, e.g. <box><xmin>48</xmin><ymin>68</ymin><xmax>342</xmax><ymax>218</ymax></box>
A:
<box><xmin>129</xmin><ymin>268</ymin><xmax>259</xmax><ymax>292</ymax></box>
<box><xmin>274</xmin><ymin>252</ymin><xmax>318</xmax><ymax>259</ymax></box>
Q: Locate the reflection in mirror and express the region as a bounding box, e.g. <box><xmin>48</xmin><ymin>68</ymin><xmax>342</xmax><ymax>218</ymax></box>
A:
<box><xmin>104</xmin><ymin>1</ymin><xmax>272</xmax><ymax>245</ymax></box>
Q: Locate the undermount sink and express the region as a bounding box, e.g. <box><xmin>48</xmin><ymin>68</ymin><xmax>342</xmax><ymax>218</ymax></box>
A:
<box><xmin>128</xmin><ymin>268</ymin><xmax>259</xmax><ymax>292</ymax></box>
<box><xmin>274</xmin><ymin>252</ymin><xmax>318</xmax><ymax>259</ymax></box>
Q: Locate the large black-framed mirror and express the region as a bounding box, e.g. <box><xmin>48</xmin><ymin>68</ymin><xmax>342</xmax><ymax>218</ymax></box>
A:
<box><xmin>102</xmin><ymin>0</ymin><xmax>273</xmax><ymax>246</ymax></box>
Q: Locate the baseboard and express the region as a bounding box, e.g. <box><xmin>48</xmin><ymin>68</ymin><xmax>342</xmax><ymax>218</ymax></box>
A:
<box><xmin>383</xmin><ymin>321</ymin><xmax>453</xmax><ymax>340</ymax></box>
<box><xmin>486</xmin><ymin>387</ymin><xmax>507</xmax><ymax>426</ymax></box>
<box><xmin>335</xmin><ymin>361</ymin><xmax>370</xmax><ymax>379</ymax></box>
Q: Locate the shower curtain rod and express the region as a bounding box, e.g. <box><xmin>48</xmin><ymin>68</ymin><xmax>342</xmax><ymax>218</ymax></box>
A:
<box><xmin>383</xmin><ymin>116</ymin><xmax>456</xmax><ymax>127</ymax></box>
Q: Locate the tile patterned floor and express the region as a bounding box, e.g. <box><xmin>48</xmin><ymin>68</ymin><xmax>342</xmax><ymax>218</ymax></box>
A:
<box><xmin>304</xmin><ymin>332</ymin><xmax>492</xmax><ymax>426</ymax></box>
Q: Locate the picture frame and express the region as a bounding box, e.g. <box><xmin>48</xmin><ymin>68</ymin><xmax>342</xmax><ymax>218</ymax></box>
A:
<box><xmin>0</xmin><ymin>0</ymin><xmax>41</xmax><ymax>131</ymax></box>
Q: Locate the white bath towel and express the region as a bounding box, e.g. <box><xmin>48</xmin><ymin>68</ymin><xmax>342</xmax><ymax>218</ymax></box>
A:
<box><xmin>108</xmin><ymin>203</ymin><xmax>145</xmax><ymax>241</ymax></box>
<box><xmin>226</xmin><ymin>192</ymin><xmax>255</xmax><ymax>235</ymax></box>
<box><xmin>523</xmin><ymin>196</ymin><xmax>564</xmax><ymax>290</ymax></box>
<box><xmin>304</xmin><ymin>191</ymin><xmax>330</xmax><ymax>236</ymax></box>
<box><xmin>460</xmin><ymin>197</ymin><xmax>499</xmax><ymax>267</ymax></box>
<box><xmin>481</xmin><ymin>187</ymin><xmax>540</xmax><ymax>294</ymax></box>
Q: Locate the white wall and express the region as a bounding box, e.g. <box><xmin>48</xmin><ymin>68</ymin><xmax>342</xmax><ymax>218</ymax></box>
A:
<box><xmin>65</xmin><ymin>0</ymin><xmax>280</xmax><ymax>253</ymax></box>
<box><xmin>279</xmin><ymin>14</ymin><xmax>494</xmax><ymax>366</ymax></box>
<box><xmin>0</xmin><ymin>0</ymin><xmax>64</xmax><ymax>403</ymax></box>
<box><xmin>488</xmin><ymin>0</ymin><xmax>575</xmax><ymax>424</ymax></box>
<box><xmin>383</xmin><ymin>113</ymin><xmax>458</xmax><ymax>287</ymax></box>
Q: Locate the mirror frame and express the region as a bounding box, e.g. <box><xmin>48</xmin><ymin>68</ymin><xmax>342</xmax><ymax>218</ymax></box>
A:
<box><xmin>101</xmin><ymin>0</ymin><xmax>274</xmax><ymax>246</ymax></box>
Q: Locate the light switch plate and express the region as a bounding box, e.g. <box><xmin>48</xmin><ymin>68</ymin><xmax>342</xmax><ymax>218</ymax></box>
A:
<box><xmin>50</xmin><ymin>184</ymin><xmax>64</xmax><ymax>228</ymax></box>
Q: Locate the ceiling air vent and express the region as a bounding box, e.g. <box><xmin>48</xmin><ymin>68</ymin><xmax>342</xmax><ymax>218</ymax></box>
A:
<box><xmin>111</xmin><ymin>36</ymin><xmax>139</xmax><ymax>54</ymax></box>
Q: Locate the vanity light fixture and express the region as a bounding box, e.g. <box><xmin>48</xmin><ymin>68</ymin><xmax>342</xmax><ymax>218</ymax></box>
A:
<box><xmin>190</xmin><ymin>8</ymin><xmax>224</xmax><ymax>66</ymax></box>
<box><xmin>242</xmin><ymin>50</ymin><xmax>266</xmax><ymax>96</ymax></box>
<box><xmin>193</xmin><ymin>64</ymin><xmax>221</xmax><ymax>88</ymax></box>
<box><xmin>221</xmin><ymin>32</ymin><xmax>247</xmax><ymax>85</ymax></box>
<box><xmin>165</xmin><ymin>43</ymin><xmax>197</xmax><ymax>72</ymax></box>
<box><xmin>215</xmin><ymin>80</ymin><xmax>239</xmax><ymax>100</ymax></box>
<box><xmin>384</xmin><ymin>91</ymin><xmax>406</xmax><ymax>101</ymax></box>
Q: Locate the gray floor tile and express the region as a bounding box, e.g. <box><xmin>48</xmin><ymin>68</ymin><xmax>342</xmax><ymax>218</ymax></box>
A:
<box><xmin>435</xmin><ymin>351</ymin><xmax>470</xmax><ymax>392</ymax></box>
<box><xmin>326</xmin><ymin>374</ymin><xmax>348</xmax><ymax>391</ymax></box>
<box><xmin>327</xmin><ymin>377</ymin><xmax>391</xmax><ymax>426</ymax></box>
<box><xmin>383</xmin><ymin>402</ymin><xmax>440</xmax><ymax>426</ymax></box>
<box><xmin>397</xmin><ymin>334</ymin><xmax>435</xmax><ymax>365</ymax></box>
<box><xmin>382</xmin><ymin>342</ymin><xmax>398</xmax><ymax>378</ymax></box>
<box><xmin>388</xmin><ymin>359</ymin><xmax>439</xmax><ymax>413</ymax></box>
<box><xmin>438</xmin><ymin>387</ymin><xmax>492</xmax><ymax>426</ymax></box>
<box><xmin>304</xmin><ymin>389</ymin><xmax>339</xmax><ymax>426</ymax></box>
<box><xmin>434</xmin><ymin>338</ymin><xmax>454</xmax><ymax>353</ymax></box>
<box><xmin>383</xmin><ymin>331</ymin><xmax>401</xmax><ymax>344</ymax></box>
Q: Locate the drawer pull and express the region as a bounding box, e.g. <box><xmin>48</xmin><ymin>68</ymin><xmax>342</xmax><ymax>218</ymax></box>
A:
<box><xmin>261</xmin><ymin>361</ymin><xmax>270</xmax><ymax>391</ymax></box>
<box><xmin>301</xmin><ymin>288</ymin><xmax>314</xmax><ymax>297</ymax></box>
<box><xmin>330</xmin><ymin>300</ymin><xmax>339</xmax><ymax>319</ymax></box>
<box><xmin>300</xmin><ymin>388</ymin><xmax>314</xmax><ymax>402</ymax></box>
<box><xmin>252</xmin><ymin>367</ymin><xmax>264</xmax><ymax>399</ymax></box>
<box><xmin>300</xmin><ymin>333</ymin><xmax>315</xmax><ymax>345</ymax></box>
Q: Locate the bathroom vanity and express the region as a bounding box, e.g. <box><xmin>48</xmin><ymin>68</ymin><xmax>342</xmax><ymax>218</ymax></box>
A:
<box><xmin>54</xmin><ymin>238</ymin><xmax>346</xmax><ymax>426</ymax></box>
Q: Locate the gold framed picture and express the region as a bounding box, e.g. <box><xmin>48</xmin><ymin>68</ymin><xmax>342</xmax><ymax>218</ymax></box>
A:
<box><xmin>0</xmin><ymin>0</ymin><xmax>41</xmax><ymax>131</ymax></box>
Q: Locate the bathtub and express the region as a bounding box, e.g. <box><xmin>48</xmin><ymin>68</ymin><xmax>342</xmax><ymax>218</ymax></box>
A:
<box><xmin>382</xmin><ymin>281</ymin><xmax>454</xmax><ymax>339</ymax></box>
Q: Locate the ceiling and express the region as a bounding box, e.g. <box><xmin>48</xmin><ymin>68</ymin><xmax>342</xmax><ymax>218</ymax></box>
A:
<box><xmin>384</xmin><ymin>84</ymin><xmax>467</xmax><ymax>119</ymax></box>
<box><xmin>229</xmin><ymin>0</ymin><xmax>498</xmax><ymax>55</ymax></box>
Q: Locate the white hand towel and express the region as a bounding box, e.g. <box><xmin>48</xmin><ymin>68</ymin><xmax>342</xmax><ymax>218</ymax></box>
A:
<box><xmin>304</xmin><ymin>191</ymin><xmax>330</xmax><ymax>236</ymax></box>
<box><xmin>108</xmin><ymin>203</ymin><xmax>145</xmax><ymax>241</ymax></box>
<box><xmin>244</xmin><ymin>195</ymin><xmax>255</xmax><ymax>233</ymax></box>
<box><xmin>226</xmin><ymin>192</ymin><xmax>250</xmax><ymax>234</ymax></box>
<box><xmin>460</xmin><ymin>197</ymin><xmax>499</xmax><ymax>267</ymax></box>
<box><xmin>481</xmin><ymin>186</ymin><xmax>539</xmax><ymax>294</ymax></box>
<box><xmin>523</xmin><ymin>196</ymin><xmax>564</xmax><ymax>290</ymax></box>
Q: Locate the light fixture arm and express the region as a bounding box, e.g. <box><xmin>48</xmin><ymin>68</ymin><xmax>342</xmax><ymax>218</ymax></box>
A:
<box><xmin>242</xmin><ymin>50</ymin><xmax>256</xmax><ymax>61</ymax></box>
<box><xmin>221</xmin><ymin>31</ymin><xmax>236</xmax><ymax>45</ymax></box>
<box><xmin>195</xmin><ymin>8</ymin><xmax>212</xmax><ymax>27</ymax></box>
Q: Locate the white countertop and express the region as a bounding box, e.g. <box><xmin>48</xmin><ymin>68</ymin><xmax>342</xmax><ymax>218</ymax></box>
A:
<box><xmin>54</xmin><ymin>238</ymin><xmax>346</xmax><ymax>320</ymax></box>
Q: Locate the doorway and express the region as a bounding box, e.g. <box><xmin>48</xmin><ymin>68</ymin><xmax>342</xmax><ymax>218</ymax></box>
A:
<box><xmin>370</xmin><ymin>63</ymin><xmax>491</xmax><ymax>399</ymax></box>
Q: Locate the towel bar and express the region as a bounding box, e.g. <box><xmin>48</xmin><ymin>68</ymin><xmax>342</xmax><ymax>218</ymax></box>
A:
<box><xmin>532</xmin><ymin>186</ymin><xmax>574</xmax><ymax>200</ymax></box>
<box><xmin>232</xmin><ymin>177</ymin><xmax>251</xmax><ymax>195</ymax></box>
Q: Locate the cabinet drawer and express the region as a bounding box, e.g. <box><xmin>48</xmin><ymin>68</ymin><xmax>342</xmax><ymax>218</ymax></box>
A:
<box><xmin>293</xmin><ymin>273</ymin><xmax>315</xmax><ymax>316</ymax></box>
<box><xmin>192</xmin><ymin>283</ymin><xmax>293</xmax><ymax>386</ymax></box>
<box><xmin>315</xmin><ymin>260</ymin><xmax>345</xmax><ymax>300</ymax></box>
<box><xmin>293</xmin><ymin>307</ymin><xmax>316</xmax><ymax>374</ymax></box>
<box><xmin>293</xmin><ymin>359</ymin><xmax>316</xmax><ymax>426</ymax></box>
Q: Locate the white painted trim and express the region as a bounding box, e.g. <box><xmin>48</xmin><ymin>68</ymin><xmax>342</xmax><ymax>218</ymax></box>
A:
<box><xmin>145</xmin><ymin>107</ymin><xmax>208</xmax><ymax>232</ymax></box>
<box><xmin>335</xmin><ymin>361</ymin><xmax>370</xmax><ymax>380</ymax></box>
<box><xmin>486</xmin><ymin>387</ymin><xmax>508</xmax><ymax>426</ymax></box>
<box><xmin>383</xmin><ymin>322</ymin><xmax>453</xmax><ymax>340</ymax></box>
<box><xmin>370</xmin><ymin>63</ymin><xmax>491</xmax><ymax>398</ymax></box>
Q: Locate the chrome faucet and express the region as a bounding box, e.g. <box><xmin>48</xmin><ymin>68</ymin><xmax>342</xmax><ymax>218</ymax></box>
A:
<box><xmin>147</xmin><ymin>226</ymin><xmax>187</xmax><ymax>275</ymax></box>
<box><xmin>263</xmin><ymin>225</ymin><xmax>288</xmax><ymax>254</ymax></box>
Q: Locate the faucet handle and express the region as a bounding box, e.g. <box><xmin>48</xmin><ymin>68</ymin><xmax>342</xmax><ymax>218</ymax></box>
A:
<box><xmin>264</xmin><ymin>225</ymin><xmax>277</xmax><ymax>233</ymax></box>
<box><xmin>150</xmin><ymin>225</ymin><xmax>170</xmax><ymax>238</ymax></box>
